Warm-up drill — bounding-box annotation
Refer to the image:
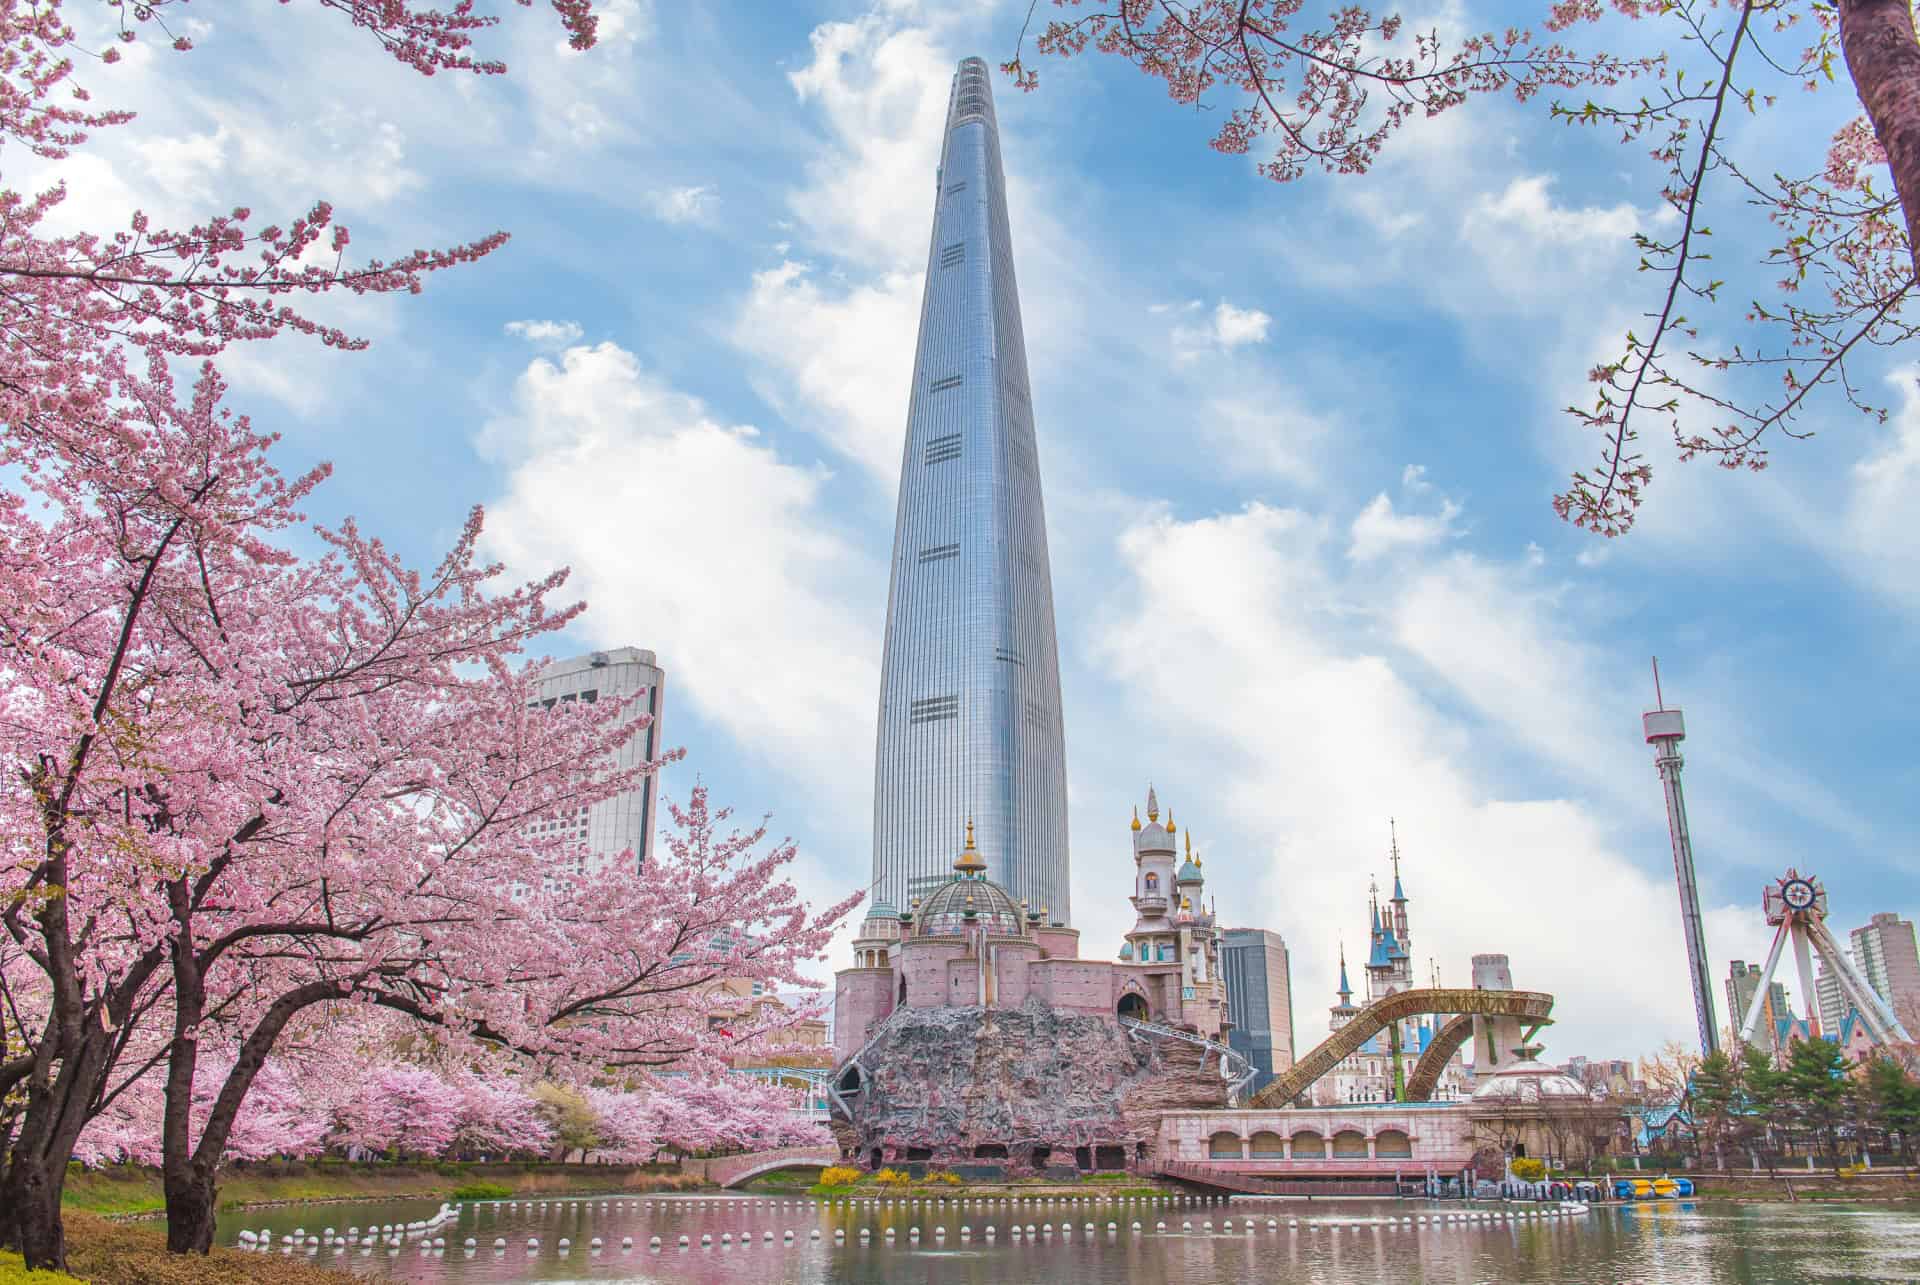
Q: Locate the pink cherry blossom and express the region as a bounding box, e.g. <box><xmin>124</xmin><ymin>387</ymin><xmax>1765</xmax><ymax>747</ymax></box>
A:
<box><xmin>0</xmin><ymin>0</ymin><xmax>856</xmax><ymax>1268</ymax></box>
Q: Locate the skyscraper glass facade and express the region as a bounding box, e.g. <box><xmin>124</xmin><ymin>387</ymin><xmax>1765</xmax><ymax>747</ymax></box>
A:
<box><xmin>870</xmin><ymin>57</ymin><xmax>1070</xmax><ymax>922</ymax></box>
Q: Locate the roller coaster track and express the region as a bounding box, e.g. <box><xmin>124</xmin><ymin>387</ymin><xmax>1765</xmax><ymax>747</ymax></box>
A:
<box><xmin>1403</xmin><ymin>1014</ymin><xmax>1474</xmax><ymax>1101</ymax></box>
<box><xmin>1120</xmin><ymin>1017</ymin><xmax>1258</xmax><ymax>1106</ymax></box>
<box><xmin>1248</xmin><ymin>987</ymin><xmax>1555</xmax><ymax>1108</ymax></box>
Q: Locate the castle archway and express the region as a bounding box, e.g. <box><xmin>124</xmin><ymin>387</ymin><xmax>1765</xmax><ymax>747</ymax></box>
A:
<box><xmin>1117</xmin><ymin>992</ymin><xmax>1149</xmax><ymax>1022</ymax></box>
<box><xmin>1249</xmin><ymin>1131</ymin><xmax>1286</xmax><ymax>1159</ymax></box>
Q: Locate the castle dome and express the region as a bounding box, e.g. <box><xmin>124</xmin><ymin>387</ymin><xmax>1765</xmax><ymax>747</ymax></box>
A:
<box><xmin>914</xmin><ymin>819</ymin><xmax>1028</xmax><ymax>938</ymax></box>
<box><xmin>1470</xmin><ymin>1063</ymin><xmax>1591</xmax><ymax>1105</ymax></box>
<box><xmin>916</xmin><ymin>874</ymin><xmax>1025</xmax><ymax>937</ymax></box>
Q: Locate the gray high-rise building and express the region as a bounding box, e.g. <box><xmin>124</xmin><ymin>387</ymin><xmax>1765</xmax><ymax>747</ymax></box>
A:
<box><xmin>1814</xmin><ymin>963</ymin><xmax>1849</xmax><ymax>1038</ymax></box>
<box><xmin>1852</xmin><ymin>912</ymin><xmax>1920</xmax><ymax>1029</ymax></box>
<box><xmin>532</xmin><ymin>647</ymin><xmax>665</xmax><ymax>873</ymax></box>
<box><xmin>870</xmin><ymin>57</ymin><xmax>1070</xmax><ymax>922</ymax></box>
<box><xmin>1221</xmin><ymin>928</ymin><xmax>1296</xmax><ymax>1093</ymax></box>
<box><xmin>1725</xmin><ymin>958</ymin><xmax>1793</xmax><ymax>1054</ymax></box>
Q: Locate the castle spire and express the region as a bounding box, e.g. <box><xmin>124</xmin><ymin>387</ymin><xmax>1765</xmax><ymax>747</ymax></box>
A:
<box><xmin>1146</xmin><ymin>784</ymin><xmax>1159</xmax><ymax>822</ymax></box>
<box><xmin>1390</xmin><ymin>818</ymin><xmax>1407</xmax><ymax>903</ymax></box>
<box><xmin>1337</xmin><ymin>944</ymin><xmax>1352</xmax><ymax>1004</ymax></box>
<box><xmin>953</xmin><ymin>816</ymin><xmax>986</xmax><ymax>875</ymax></box>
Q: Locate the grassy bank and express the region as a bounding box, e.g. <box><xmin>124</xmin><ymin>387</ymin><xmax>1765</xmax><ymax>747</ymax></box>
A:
<box><xmin>1682</xmin><ymin>1170</ymin><xmax>1920</xmax><ymax>1203</ymax></box>
<box><xmin>5</xmin><ymin>1213</ymin><xmax>344</xmax><ymax>1284</ymax></box>
<box><xmin>63</xmin><ymin>1161</ymin><xmax>708</xmax><ymax>1219</ymax></box>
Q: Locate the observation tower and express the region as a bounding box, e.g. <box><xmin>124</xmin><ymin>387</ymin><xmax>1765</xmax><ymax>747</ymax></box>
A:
<box><xmin>1643</xmin><ymin>660</ymin><xmax>1720</xmax><ymax>1056</ymax></box>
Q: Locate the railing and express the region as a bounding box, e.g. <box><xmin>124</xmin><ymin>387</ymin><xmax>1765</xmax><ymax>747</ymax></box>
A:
<box><xmin>1120</xmin><ymin>1017</ymin><xmax>1258</xmax><ymax>1106</ymax></box>
<box><xmin>826</xmin><ymin>1009</ymin><xmax>908</xmax><ymax>1120</ymax></box>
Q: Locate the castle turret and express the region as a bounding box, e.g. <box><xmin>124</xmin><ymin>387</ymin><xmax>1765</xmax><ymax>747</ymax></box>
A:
<box><xmin>1127</xmin><ymin>787</ymin><xmax>1178</xmax><ymax>953</ymax></box>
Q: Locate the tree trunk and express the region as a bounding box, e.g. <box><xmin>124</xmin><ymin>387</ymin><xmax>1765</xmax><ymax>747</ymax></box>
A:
<box><xmin>1839</xmin><ymin>0</ymin><xmax>1920</xmax><ymax>279</ymax></box>
<box><xmin>163</xmin><ymin>1162</ymin><xmax>220</xmax><ymax>1254</ymax></box>
<box><xmin>1</xmin><ymin>1152</ymin><xmax>68</xmax><ymax>1270</ymax></box>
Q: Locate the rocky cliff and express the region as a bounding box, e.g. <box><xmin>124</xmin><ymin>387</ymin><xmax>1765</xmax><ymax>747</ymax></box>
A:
<box><xmin>837</xmin><ymin>999</ymin><xmax>1228</xmax><ymax>1173</ymax></box>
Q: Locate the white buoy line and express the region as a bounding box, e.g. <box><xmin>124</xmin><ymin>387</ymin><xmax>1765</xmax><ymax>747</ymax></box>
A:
<box><xmin>232</xmin><ymin>1190</ymin><xmax>1593</xmax><ymax>1253</ymax></box>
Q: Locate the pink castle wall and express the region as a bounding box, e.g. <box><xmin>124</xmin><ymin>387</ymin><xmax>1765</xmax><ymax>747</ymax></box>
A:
<box><xmin>833</xmin><ymin>969</ymin><xmax>895</xmax><ymax>1063</ymax></box>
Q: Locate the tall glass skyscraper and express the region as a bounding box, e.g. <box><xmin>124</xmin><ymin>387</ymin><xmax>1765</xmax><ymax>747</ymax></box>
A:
<box><xmin>870</xmin><ymin>57</ymin><xmax>1070</xmax><ymax>923</ymax></box>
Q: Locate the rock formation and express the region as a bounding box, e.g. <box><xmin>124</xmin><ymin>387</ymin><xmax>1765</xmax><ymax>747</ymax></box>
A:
<box><xmin>835</xmin><ymin>998</ymin><xmax>1228</xmax><ymax>1174</ymax></box>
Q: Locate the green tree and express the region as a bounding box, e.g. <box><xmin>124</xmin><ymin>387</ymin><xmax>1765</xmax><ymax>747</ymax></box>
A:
<box><xmin>1738</xmin><ymin>1045</ymin><xmax>1785</xmax><ymax>1170</ymax></box>
<box><xmin>1863</xmin><ymin>1058</ymin><xmax>1920</xmax><ymax>1162</ymax></box>
<box><xmin>531</xmin><ymin>1084</ymin><xmax>600</xmax><ymax>1163</ymax></box>
<box><xmin>1688</xmin><ymin>1050</ymin><xmax>1740</xmax><ymax>1170</ymax></box>
<box><xmin>1780</xmin><ymin>1039</ymin><xmax>1854</xmax><ymax>1171</ymax></box>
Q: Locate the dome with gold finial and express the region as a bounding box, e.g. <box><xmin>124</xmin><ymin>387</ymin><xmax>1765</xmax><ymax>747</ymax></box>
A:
<box><xmin>914</xmin><ymin>818</ymin><xmax>1025</xmax><ymax>937</ymax></box>
<box><xmin>1177</xmin><ymin>831</ymin><xmax>1203</xmax><ymax>885</ymax></box>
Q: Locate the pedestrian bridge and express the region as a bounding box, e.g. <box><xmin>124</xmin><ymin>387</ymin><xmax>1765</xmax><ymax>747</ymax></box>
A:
<box><xmin>1247</xmin><ymin>987</ymin><xmax>1555</xmax><ymax>1108</ymax></box>
<box><xmin>708</xmin><ymin>1144</ymin><xmax>840</xmax><ymax>1189</ymax></box>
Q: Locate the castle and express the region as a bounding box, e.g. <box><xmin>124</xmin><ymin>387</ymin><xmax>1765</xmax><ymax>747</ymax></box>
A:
<box><xmin>1316</xmin><ymin>830</ymin><xmax>1470</xmax><ymax>1104</ymax></box>
<box><xmin>833</xmin><ymin>788</ymin><xmax>1229</xmax><ymax>1064</ymax></box>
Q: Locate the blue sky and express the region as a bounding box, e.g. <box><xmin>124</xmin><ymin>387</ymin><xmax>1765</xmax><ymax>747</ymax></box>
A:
<box><xmin>50</xmin><ymin>0</ymin><xmax>1917</xmax><ymax>1059</ymax></box>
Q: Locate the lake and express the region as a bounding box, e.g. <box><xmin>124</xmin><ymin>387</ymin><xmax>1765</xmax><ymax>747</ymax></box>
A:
<box><xmin>226</xmin><ymin>1190</ymin><xmax>1920</xmax><ymax>1283</ymax></box>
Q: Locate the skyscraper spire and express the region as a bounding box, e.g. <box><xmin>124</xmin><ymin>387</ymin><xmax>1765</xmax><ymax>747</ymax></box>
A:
<box><xmin>870</xmin><ymin>57</ymin><xmax>1069</xmax><ymax>922</ymax></box>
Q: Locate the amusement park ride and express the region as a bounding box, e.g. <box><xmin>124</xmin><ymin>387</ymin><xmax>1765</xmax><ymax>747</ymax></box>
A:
<box><xmin>1735</xmin><ymin>869</ymin><xmax>1912</xmax><ymax>1048</ymax></box>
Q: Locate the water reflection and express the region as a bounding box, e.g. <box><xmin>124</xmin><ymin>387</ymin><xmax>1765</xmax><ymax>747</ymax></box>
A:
<box><xmin>226</xmin><ymin>1191</ymin><xmax>1920</xmax><ymax>1284</ymax></box>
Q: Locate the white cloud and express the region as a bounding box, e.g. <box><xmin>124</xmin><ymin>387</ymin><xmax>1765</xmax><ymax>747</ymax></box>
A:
<box><xmin>504</xmin><ymin>319</ymin><xmax>585</xmax><ymax>345</ymax></box>
<box><xmin>1348</xmin><ymin>492</ymin><xmax>1463</xmax><ymax>562</ymax></box>
<box><xmin>733</xmin><ymin>260</ymin><xmax>920</xmax><ymax>483</ymax></box>
<box><xmin>1844</xmin><ymin>368</ymin><xmax>1920</xmax><ymax>609</ymax></box>
<box><xmin>1172</xmin><ymin>299</ymin><xmax>1273</xmax><ymax>354</ymax></box>
<box><xmin>1470</xmin><ymin>175</ymin><xmax>1638</xmax><ymax>247</ymax></box>
<box><xmin>479</xmin><ymin>341</ymin><xmax>881</xmax><ymax>809</ymax></box>
<box><xmin>646</xmin><ymin>184</ymin><xmax>716</xmax><ymax>224</ymax></box>
<box><xmin>1086</xmin><ymin>501</ymin><xmax>1744</xmax><ymax>1055</ymax></box>
<box><xmin>1210</xmin><ymin>300</ymin><xmax>1273</xmax><ymax>347</ymax></box>
<box><xmin>785</xmin><ymin>14</ymin><xmax>955</xmax><ymax>270</ymax></box>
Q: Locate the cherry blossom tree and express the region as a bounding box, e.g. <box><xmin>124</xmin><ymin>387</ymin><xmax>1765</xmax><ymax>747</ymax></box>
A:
<box><xmin>332</xmin><ymin>1066</ymin><xmax>462</xmax><ymax>1159</ymax></box>
<box><xmin>447</xmin><ymin>1069</ymin><xmax>554</xmax><ymax>1159</ymax></box>
<box><xmin>0</xmin><ymin>0</ymin><xmax>855</xmax><ymax>1268</ymax></box>
<box><xmin>73</xmin><ymin>1054</ymin><xmax>331</xmax><ymax>1169</ymax></box>
<box><xmin>1010</xmin><ymin>0</ymin><xmax>1920</xmax><ymax>534</ymax></box>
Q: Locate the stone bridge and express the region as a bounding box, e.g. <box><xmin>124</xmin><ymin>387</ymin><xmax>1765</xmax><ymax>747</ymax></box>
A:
<box><xmin>707</xmin><ymin>1144</ymin><xmax>840</xmax><ymax>1189</ymax></box>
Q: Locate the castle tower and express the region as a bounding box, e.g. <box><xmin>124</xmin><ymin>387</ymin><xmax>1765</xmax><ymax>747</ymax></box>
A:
<box><xmin>870</xmin><ymin>56</ymin><xmax>1070</xmax><ymax>922</ymax></box>
<box><xmin>1124</xmin><ymin>787</ymin><xmax>1178</xmax><ymax>960</ymax></box>
<box><xmin>1330</xmin><ymin>946</ymin><xmax>1358</xmax><ymax>1031</ymax></box>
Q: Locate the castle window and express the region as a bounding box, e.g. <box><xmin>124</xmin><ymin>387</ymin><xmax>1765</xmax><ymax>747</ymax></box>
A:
<box><xmin>1144</xmin><ymin>873</ymin><xmax>1159</xmax><ymax>892</ymax></box>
